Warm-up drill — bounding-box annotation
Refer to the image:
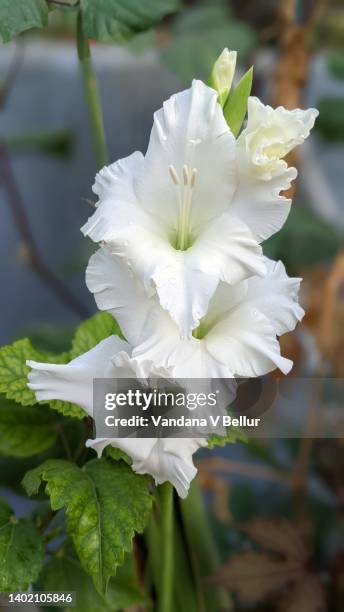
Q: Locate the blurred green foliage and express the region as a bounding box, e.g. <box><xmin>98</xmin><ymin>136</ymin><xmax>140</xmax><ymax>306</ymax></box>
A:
<box><xmin>315</xmin><ymin>98</ymin><xmax>344</xmax><ymax>142</ymax></box>
<box><xmin>264</xmin><ymin>205</ymin><xmax>343</xmax><ymax>272</ymax></box>
<box><xmin>161</xmin><ymin>3</ymin><xmax>256</xmax><ymax>84</ymax></box>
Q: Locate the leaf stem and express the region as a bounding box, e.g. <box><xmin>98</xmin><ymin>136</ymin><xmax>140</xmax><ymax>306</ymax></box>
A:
<box><xmin>76</xmin><ymin>13</ymin><xmax>108</xmax><ymax>169</ymax></box>
<box><xmin>160</xmin><ymin>482</ymin><xmax>174</xmax><ymax>612</ymax></box>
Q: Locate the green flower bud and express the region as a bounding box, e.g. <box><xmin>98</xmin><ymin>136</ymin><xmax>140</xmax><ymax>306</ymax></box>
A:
<box><xmin>208</xmin><ymin>48</ymin><xmax>237</xmax><ymax>106</ymax></box>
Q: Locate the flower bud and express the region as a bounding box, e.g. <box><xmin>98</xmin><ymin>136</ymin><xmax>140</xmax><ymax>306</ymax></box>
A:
<box><xmin>209</xmin><ymin>48</ymin><xmax>237</xmax><ymax>106</ymax></box>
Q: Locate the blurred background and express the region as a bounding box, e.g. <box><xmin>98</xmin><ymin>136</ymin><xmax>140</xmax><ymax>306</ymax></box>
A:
<box><xmin>0</xmin><ymin>0</ymin><xmax>343</xmax><ymax>609</ymax></box>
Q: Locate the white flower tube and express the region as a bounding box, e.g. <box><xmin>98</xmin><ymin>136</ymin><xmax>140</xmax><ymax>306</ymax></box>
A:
<box><xmin>27</xmin><ymin>340</ymin><xmax>205</xmax><ymax>497</ymax></box>
<box><xmin>86</xmin><ymin>247</ymin><xmax>304</xmax><ymax>378</ymax></box>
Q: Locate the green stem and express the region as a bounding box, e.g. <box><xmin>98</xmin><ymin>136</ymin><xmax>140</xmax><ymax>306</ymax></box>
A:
<box><xmin>160</xmin><ymin>482</ymin><xmax>174</xmax><ymax>612</ymax></box>
<box><xmin>180</xmin><ymin>478</ymin><xmax>232</xmax><ymax>611</ymax></box>
<box><xmin>76</xmin><ymin>13</ymin><xmax>108</xmax><ymax>169</ymax></box>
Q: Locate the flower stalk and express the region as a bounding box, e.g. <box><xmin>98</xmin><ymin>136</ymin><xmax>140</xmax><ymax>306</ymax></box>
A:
<box><xmin>76</xmin><ymin>13</ymin><xmax>108</xmax><ymax>169</ymax></box>
<box><xmin>160</xmin><ymin>482</ymin><xmax>174</xmax><ymax>612</ymax></box>
<box><xmin>180</xmin><ymin>479</ymin><xmax>232</xmax><ymax>611</ymax></box>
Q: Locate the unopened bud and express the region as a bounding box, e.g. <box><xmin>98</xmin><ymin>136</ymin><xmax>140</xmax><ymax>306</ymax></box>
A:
<box><xmin>209</xmin><ymin>48</ymin><xmax>237</xmax><ymax>106</ymax></box>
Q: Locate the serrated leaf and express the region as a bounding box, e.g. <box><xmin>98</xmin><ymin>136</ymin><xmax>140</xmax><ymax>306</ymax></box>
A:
<box><xmin>0</xmin><ymin>0</ymin><xmax>48</xmax><ymax>43</ymax></box>
<box><xmin>70</xmin><ymin>312</ymin><xmax>123</xmax><ymax>359</ymax></box>
<box><xmin>0</xmin><ymin>338</ymin><xmax>85</xmax><ymax>420</ymax></box>
<box><xmin>0</xmin><ymin>339</ymin><xmax>45</xmax><ymax>406</ymax></box>
<box><xmin>80</xmin><ymin>0</ymin><xmax>179</xmax><ymax>44</ymax></box>
<box><xmin>103</xmin><ymin>444</ymin><xmax>132</xmax><ymax>466</ymax></box>
<box><xmin>41</xmin><ymin>544</ymin><xmax>148</xmax><ymax>612</ymax></box>
<box><xmin>0</xmin><ymin>497</ymin><xmax>44</xmax><ymax>592</ymax></box>
<box><xmin>208</xmin><ymin>409</ymin><xmax>248</xmax><ymax>449</ymax></box>
<box><xmin>23</xmin><ymin>458</ymin><xmax>152</xmax><ymax>593</ymax></box>
<box><xmin>0</xmin><ymin>397</ymin><xmax>58</xmax><ymax>458</ymax></box>
<box><xmin>207</xmin><ymin>426</ymin><xmax>247</xmax><ymax>449</ymax></box>
<box><xmin>223</xmin><ymin>67</ymin><xmax>253</xmax><ymax>136</ymax></box>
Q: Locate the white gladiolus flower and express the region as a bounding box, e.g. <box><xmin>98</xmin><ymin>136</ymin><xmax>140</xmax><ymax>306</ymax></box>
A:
<box><xmin>86</xmin><ymin>247</ymin><xmax>304</xmax><ymax>378</ymax></box>
<box><xmin>26</xmin><ymin>338</ymin><xmax>206</xmax><ymax>498</ymax></box>
<box><xmin>81</xmin><ymin>79</ymin><xmax>267</xmax><ymax>338</ymax></box>
<box><xmin>231</xmin><ymin>98</ymin><xmax>319</xmax><ymax>242</ymax></box>
<box><xmin>26</xmin><ymin>55</ymin><xmax>317</xmax><ymax>497</ymax></box>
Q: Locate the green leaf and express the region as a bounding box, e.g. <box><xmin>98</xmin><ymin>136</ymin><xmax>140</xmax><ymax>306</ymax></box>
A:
<box><xmin>41</xmin><ymin>544</ymin><xmax>148</xmax><ymax>611</ymax></box>
<box><xmin>80</xmin><ymin>0</ymin><xmax>179</xmax><ymax>44</ymax></box>
<box><xmin>0</xmin><ymin>338</ymin><xmax>85</xmax><ymax>420</ymax></box>
<box><xmin>0</xmin><ymin>497</ymin><xmax>44</xmax><ymax>592</ymax></box>
<box><xmin>315</xmin><ymin>98</ymin><xmax>344</xmax><ymax>141</ymax></box>
<box><xmin>70</xmin><ymin>312</ymin><xmax>123</xmax><ymax>359</ymax></box>
<box><xmin>223</xmin><ymin>67</ymin><xmax>253</xmax><ymax>136</ymax></box>
<box><xmin>0</xmin><ymin>339</ymin><xmax>44</xmax><ymax>406</ymax></box>
<box><xmin>103</xmin><ymin>444</ymin><xmax>132</xmax><ymax>466</ymax></box>
<box><xmin>0</xmin><ymin>397</ymin><xmax>58</xmax><ymax>458</ymax></box>
<box><xmin>207</xmin><ymin>426</ymin><xmax>247</xmax><ymax>449</ymax></box>
<box><xmin>23</xmin><ymin>458</ymin><xmax>152</xmax><ymax>592</ymax></box>
<box><xmin>0</xmin><ymin>0</ymin><xmax>48</xmax><ymax>43</ymax></box>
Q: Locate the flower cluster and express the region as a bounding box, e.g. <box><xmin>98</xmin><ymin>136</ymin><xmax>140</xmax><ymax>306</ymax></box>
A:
<box><xmin>27</xmin><ymin>50</ymin><xmax>318</xmax><ymax>497</ymax></box>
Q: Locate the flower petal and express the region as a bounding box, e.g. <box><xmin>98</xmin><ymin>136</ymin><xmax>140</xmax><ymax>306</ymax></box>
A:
<box><xmin>87</xmin><ymin>437</ymin><xmax>206</xmax><ymax>498</ymax></box>
<box><xmin>244</xmin><ymin>258</ymin><xmax>304</xmax><ymax>335</ymax></box>
<box><xmin>242</xmin><ymin>97</ymin><xmax>318</xmax><ymax>157</ymax></box>
<box><xmin>86</xmin><ymin>246</ymin><xmax>159</xmax><ymax>346</ymax></box>
<box><xmin>152</xmin><ymin>253</ymin><xmax>219</xmax><ymax>338</ymax></box>
<box><xmin>138</xmin><ymin>79</ymin><xmax>237</xmax><ymax>229</ymax></box>
<box><xmin>27</xmin><ymin>336</ymin><xmax>130</xmax><ymax>416</ymax></box>
<box><xmin>205</xmin><ymin>305</ymin><xmax>292</xmax><ymax>377</ymax></box>
<box><xmin>231</xmin><ymin>97</ymin><xmax>318</xmax><ymax>242</ymax></box>
<box><xmin>229</xmin><ymin>165</ymin><xmax>297</xmax><ymax>242</ymax></box>
<box><xmin>188</xmin><ymin>212</ymin><xmax>266</xmax><ymax>284</ymax></box>
<box><xmin>86</xmin><ymin>247</ymin><xmax>186</xmax><ymax>368</ymax></box>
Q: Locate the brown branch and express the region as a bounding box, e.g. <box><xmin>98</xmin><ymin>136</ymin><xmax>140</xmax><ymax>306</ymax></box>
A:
<box><xmin>0</xmin><ymin>143</ymin><xmax>90</xmax><ymax>318</ymax></box>
<box><xmin>273</xmin><ymin>0</ymin><xmax>327</xmax><ymax>199</ymax></box>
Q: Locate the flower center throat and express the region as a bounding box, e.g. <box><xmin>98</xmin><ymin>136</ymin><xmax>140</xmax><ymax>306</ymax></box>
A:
<box><xmin>168</xmin><ymin>164</ymin><xmax>198</xmax><ymax>251</ymax></box>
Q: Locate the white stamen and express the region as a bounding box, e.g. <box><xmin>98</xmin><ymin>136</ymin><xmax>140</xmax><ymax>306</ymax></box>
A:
<box><xmin>190</xmin><ymin>168</ymin><xmax>197</xmax><ymax>188</ymax></box>
<box><xmin>169</xmin><ymin>164</ymin><xmax>179</xmax><ymax>185</ymax></box>
<box><xmin>167</xmin><ymin>163</ymin><xmax>198</xmax><ymax>250</ymax></box>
